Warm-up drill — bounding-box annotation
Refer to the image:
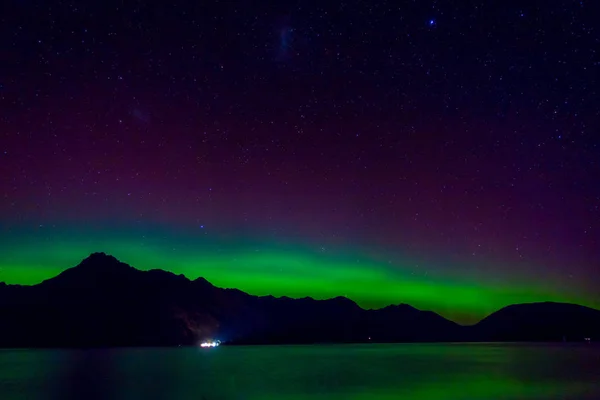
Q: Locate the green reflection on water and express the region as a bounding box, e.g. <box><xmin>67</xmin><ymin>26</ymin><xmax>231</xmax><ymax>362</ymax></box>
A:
<box><xmin>0</xmin><ymin>344</ymin><xmax>598</xmax><ymax>400</ymax></box>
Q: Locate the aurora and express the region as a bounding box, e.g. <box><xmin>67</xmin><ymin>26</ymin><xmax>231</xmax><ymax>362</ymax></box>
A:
<box><xmin>1</xmin><ymin>223</ymin><xmax>595</xmax><ymax>324</ymax></box>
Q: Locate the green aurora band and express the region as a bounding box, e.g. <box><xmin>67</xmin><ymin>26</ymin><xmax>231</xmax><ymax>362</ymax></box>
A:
<box><xmin>0</xmin><ymin>225</ymin><xmax>596</xmax><ymax>324</ymax></box>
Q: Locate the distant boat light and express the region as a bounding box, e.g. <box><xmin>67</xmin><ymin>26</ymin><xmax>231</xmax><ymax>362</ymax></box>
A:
<box><xmin>200</xmin><ymin>340</ymin><xmax>220</xmax><ymax>348</ymax></box>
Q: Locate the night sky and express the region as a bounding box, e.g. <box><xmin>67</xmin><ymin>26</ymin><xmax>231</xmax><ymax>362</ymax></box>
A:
<box><xmin>1</xmin><ymin>0</ymin><xmax>599</xmax><ymax>323</ymax></box>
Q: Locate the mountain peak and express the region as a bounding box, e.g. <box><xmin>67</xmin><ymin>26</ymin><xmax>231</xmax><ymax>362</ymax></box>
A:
<box><xmin>40</xmin><ymin>252</ymin><xmax>136</xmax><ymax>287</ymax></box>
<box><xmin>77</xmin><ymin>252</ymin><xmax>134</xmax><ymax>272</ymax></box>
<box><xmin>77</xmin><ymin>252</ymin><xmax>134</xmax><ymax>271</ymax></box>
<box><xmin>328</xmin><ymin>296</ymin><xmax>359</xmax><ymax>307</ymax></box>
<box><xmin>82</xmin><ymin>252</ymin><xmax>120</xmax><ymax>264</ymax></box>
<box><xmin>193</xmin><ymin>276</ymin><xmax>210</xmax><ymax>284</ymax></box>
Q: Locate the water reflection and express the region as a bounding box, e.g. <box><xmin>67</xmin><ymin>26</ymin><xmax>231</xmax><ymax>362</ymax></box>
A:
<box><xmin>0</xmin><ymin>344</ymin><xmax>599</xmax><ymax>400</ymax></box>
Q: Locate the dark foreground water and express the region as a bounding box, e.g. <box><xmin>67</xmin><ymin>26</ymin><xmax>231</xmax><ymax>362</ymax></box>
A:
<box><xmin>1</xmin><ymin>344</ymin><xmax>599</xmax><ymax>400</ymax></box>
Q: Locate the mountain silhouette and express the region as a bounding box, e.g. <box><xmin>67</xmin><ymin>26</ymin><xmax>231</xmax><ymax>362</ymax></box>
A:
<box><xmin>0</xmin><ymin>253</ymin><xmax>598</xmax><ymax>347</ymax></box>
<box><xmin>471</xmin><ymin>302</ymin><xmax>600</xmax><ymax>342</ymax></box>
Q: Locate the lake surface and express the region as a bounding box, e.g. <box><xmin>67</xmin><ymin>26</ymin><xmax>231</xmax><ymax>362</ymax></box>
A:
<box><xmin>1</xmin><ymin>344</ymin><xmax>599</xmax><ymax>400</ymax></box>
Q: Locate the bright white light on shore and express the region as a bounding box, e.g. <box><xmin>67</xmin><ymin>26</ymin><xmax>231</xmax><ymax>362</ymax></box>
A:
<box><xmin>200</xmin><ymin>340</ymin><xmax>220</xmax><ymax>348</ymax></box>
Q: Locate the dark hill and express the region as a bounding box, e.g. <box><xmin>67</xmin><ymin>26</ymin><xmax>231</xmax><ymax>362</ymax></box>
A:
<box><xmin>0</xmin><ymin>253</ymin><xmax>598</xmax><ymax>347</ymax></box>
<box><xmin>471</xmin><ymin>302</ymin><xmax>600</xmax><ymax>342</ymax></box>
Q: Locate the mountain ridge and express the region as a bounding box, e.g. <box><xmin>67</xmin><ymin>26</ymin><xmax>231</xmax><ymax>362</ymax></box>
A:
<box><xmin>1</xmin><ymin>252</ymin><xmax>599</xmax><ymax>347</ymax></box>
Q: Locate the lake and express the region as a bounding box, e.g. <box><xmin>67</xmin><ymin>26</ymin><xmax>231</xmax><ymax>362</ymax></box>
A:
<box><xmin>1</xmin><ymin>344</ymin><xmax>599</xmax><ymax>399</ymax></box>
